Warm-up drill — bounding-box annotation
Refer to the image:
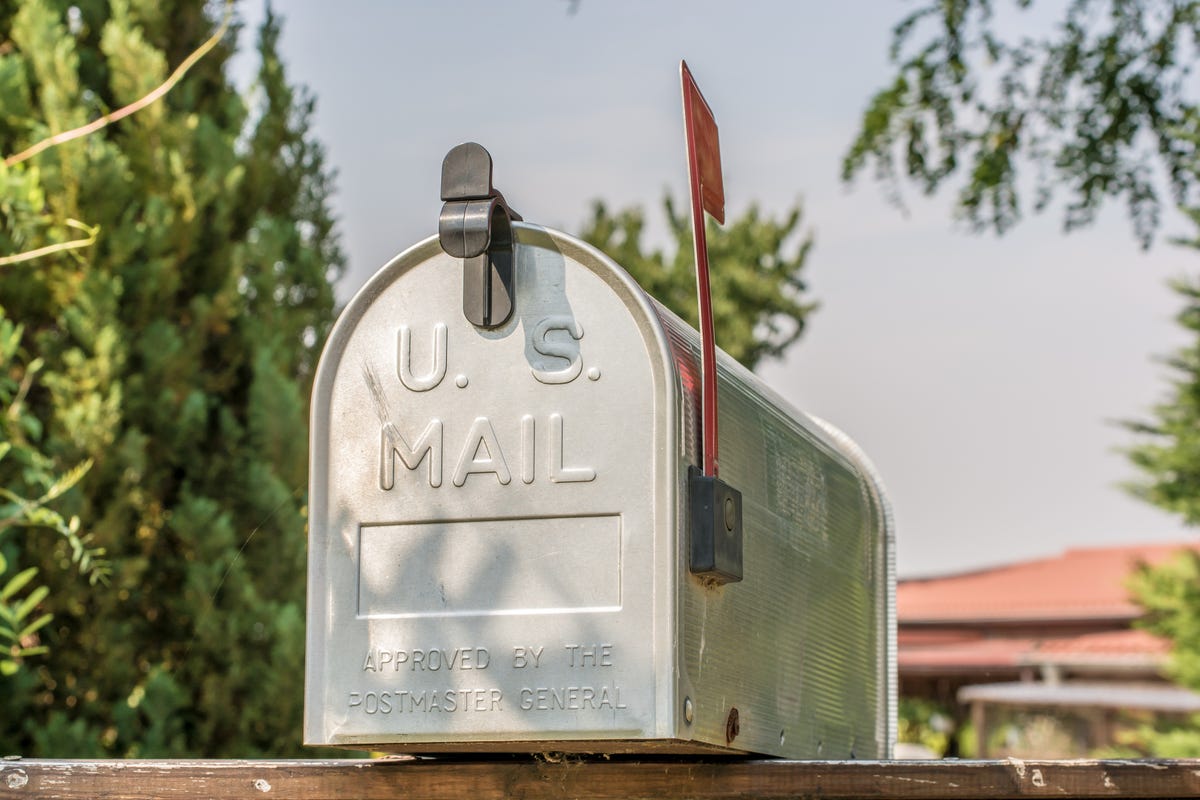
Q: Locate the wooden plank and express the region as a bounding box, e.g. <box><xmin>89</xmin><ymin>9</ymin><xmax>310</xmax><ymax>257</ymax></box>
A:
<box><xmin>3</xmin><ymin>758</ymin><xmax>1200</xmax><ymax>800</ymax></box>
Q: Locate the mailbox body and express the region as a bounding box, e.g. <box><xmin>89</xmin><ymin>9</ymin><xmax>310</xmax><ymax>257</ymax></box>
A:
<box><xmin>306</xmin><ymin>225</ymin><xmax>895</xmax><ymax>757</ymax></box>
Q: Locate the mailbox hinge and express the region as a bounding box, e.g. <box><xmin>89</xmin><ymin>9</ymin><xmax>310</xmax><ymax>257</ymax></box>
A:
<box><xmin>438</xmin><ymin>142</ymin><xmax>523</xmax><ymax>329</ymax></box>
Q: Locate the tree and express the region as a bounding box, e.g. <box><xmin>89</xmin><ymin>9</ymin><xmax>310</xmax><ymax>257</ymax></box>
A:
<box><xmin>1118</xmin><ymin>214</ymin><xmax>1200</xmax><ymax>758</ymax></box>
<box><xmin>844</xmin><ymin>0</ymin><xmax>1200</xmax><ymax>248</ymax></box>
<box><xmin>1117</xmin><ymin>544</ymin><xmax>1200</xmax><ymax>756</ymax></box>
<box><xmin>0</xmin><ymin>0</ymin><xmax>342</xmax><ymax>757</ymax></box>
<box><xmin>1124</xmin><ymin>236</ymin><xmax>1200</xmax><ymax>756</ymax></box>
<box><xmin>579</xmin><ymin>195</ymin><xmax>815</xmax><ymax>369</ymax></box>
<box><xmin>1125</xmin><ymin>262</ymin><xmax>1200</xmax><ymax>525</ymax></box>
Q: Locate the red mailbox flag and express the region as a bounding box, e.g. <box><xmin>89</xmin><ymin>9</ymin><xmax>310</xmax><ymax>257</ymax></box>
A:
<box><xmin>681</xmin><ymin>61</ymin><xmax>725</xmax><ymax>225</ymax></box>
<box><xmin>681</xmin><ymin>60</ymin><xmax>724</xmax><ymax>477</ymax></box>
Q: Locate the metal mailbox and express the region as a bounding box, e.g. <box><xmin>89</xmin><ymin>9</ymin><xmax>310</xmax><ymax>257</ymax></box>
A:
<box><xmin>305</xmin><ymin>147</ymin><xmax>896</xmax><ymax>758</ymax></box>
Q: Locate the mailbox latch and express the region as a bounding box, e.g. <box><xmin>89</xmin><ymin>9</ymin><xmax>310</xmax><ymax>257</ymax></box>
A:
<box><xmin>689</xmin><ymin>466</ymin><xmax>743</xmax><ymax>584</ymax></box>
<box><xmin>438</xmin><ymin>142</ymin><xmax>523</xmax><ymax>329</ymax></box>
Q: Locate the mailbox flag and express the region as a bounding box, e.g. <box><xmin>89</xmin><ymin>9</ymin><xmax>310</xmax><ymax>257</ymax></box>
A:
<box><xmin>681</xmin><ymin>61</ymin><xmax>725</xmax><ymax>224</ymax></box>
<box><xmin>680</xmin><ymin>60</ymin><xmax>724</xmax><ymax>477</ymax></box>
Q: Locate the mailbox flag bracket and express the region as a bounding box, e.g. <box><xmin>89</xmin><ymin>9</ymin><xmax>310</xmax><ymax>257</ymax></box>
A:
<box><xmin>689</xmin><ymin>466</ymin><xmax>744</xmax><ymax>584</ymax></box>
<box><xmin>438</xmin><ymin>142</ymin><xmax>523</xmax><ymax>329</ymax></box>
<box><xmin>681</xmin><ymin>61</ymin><xmax>742</xmax><ymax>584</ymax></box>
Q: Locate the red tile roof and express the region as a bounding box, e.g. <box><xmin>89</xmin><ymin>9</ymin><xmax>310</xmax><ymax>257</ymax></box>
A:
<box><xmin>898</xmin><ymin>629</ymin><xmax>1171</xmax><ymax>671</ymax></box>
<box><xmin>900</xmin><ymin>636</ymin><xmax>1035</xmax><ymax>670</ymax></box>
<box><xmin>1034</xmin><ymin>628</ymin><xmax>1170</xmax><ymax>661</ymax></box>
<box><xmin>899</xmin><ymin>542</ymin><xmax>1200</xmax><ymax>623</ymax></box>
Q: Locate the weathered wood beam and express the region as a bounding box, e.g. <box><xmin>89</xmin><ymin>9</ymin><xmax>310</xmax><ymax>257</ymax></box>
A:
<box><xmin>3</xmin><ymin>758</ymin><xmax>1200</xmax><ymax>800</ymax></box>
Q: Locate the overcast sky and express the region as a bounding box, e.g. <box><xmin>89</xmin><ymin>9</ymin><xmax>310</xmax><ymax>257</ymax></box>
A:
<box><xmin>238</xmin><ymin>1</ymin><xmax>1197</xmax><ymax>577</ymax></box>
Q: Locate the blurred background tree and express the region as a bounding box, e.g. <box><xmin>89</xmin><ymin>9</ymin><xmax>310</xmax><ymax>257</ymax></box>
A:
<box><xmin>0</xmin><ymin>0</ymin><xmax>342</xmax><ymax>755</ymax></box>
<box><xmin>848</xmin><ymin>0</ymin><xmax>1200</xmax><ymax>756</ymax></box>
<box><xmin>580</xmin><ymin>196</ymin><xmax>815</xmax><ymax>369</ymax></box>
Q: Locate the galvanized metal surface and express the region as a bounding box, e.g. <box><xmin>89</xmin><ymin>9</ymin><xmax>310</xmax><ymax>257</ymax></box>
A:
<box><xmin>655</xmin><ymin>306</ymin><xmax>893</xmax><ymax>758</ymax></box>
<box><xmin>308</xmin><ymin>227</ymin><xmax>675</xmax><ymax>751</ymax></box>
<box><xmin>306</xmin><ymin>224</ymin><xmax>893</xmax><ymax>757</ymax></box>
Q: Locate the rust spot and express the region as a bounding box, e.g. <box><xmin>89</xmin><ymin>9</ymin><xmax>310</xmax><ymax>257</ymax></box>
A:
<box><xmin>725</xmin><ymin>707</ymin><xmax>740</xmax><ymax>745</ymax></box>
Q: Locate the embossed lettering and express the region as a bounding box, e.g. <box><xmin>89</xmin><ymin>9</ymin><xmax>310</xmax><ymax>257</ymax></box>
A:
<box><xmin>513</xmin><ymin>646</ymin><xmax>543</xmax><ymax>669</ymax></box>
<box><xmin>380</xmin><ymin>419</ymin><xmax>443</xmax><ymax>489</ymax></box>
<box><xmin>518</xmin><ymin>684</ymin><xmax>627</xmax><ymax>711</ymax></box>
<box><xmin>550</xmin><ymin>413</ymin><xmax>595</xmax><ymax>483</ymax></box>
<box><xmin>564</xmin><ymin>643</ymin><xmax>614</xmax><ymax>667</ymax></box>
<box><xmin>521</xmin><ymin>415</ymin><xmax>535</xmax><ymax>485</ymax></box>
<box><xmin>531</xmin><ymin>316</ymin><xmax>584</xmax><ymax>384</ymax></box>
<box><xmin>381</xmin><ymin>415</ymin><xmax>595</xmax><ymax>489</ymax></box>
<box><xmin>362</xmin><ymin>647</ymin><xmax>491</xmax><ymax>671</ymax></box>
<box><xmin>397</xmin><ymin>323</ymin><xmax>448</xmax><ymax>391</ymax></box>
<box><xmin>349</xmin><ymin>689</ymin><xmax>503</xmax><ymax>713</ymax></box>
<box><xmin>453</xmin><ymin>417</ymin><xmax>512</xmax><ymax>486</ymax></box>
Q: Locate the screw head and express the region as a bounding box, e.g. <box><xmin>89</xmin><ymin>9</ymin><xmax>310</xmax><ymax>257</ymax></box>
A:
<box><xmin>725</xmin><ymin>707</ymin><xmax>740</xmax><ymax>745</ymax></box>
<box><xmin>723</xmin><ymin>496</ymin><xmax>735</xmax><ymax>532</ymax></box>
<box><xmin>683</xmin><ymin>697</ymin><xmax>694</xmax><ymax>724</ymax></box>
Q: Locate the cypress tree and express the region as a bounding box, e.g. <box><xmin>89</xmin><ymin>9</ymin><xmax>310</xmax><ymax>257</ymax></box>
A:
<box><xmin>0</xmin><ymin>0</ymin><xmax>342</xmax><ymax>756</ymax></box>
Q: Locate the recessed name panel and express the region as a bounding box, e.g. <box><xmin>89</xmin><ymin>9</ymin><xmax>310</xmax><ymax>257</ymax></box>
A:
<box><xmin>357</xmin><ymin>515</ymin><xmax>622</xmax><ymax>618</ymax></box>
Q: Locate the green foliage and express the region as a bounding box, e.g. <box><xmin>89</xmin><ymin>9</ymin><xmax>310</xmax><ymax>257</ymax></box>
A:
<box><xmin>0</xmin><ymin>306</ymin><xmax>106</xmax><ymax>679</ymax></box>
<box><xmin>844</xmin><ymin>0</ymin><xmax>1200</xmax><ymax>248</ymax></box>
<box><xmin>1125</xmin><ymin>264</ymin><xmax>1200</xmax><ymax>754</ymax></box>
<box><xmin>1125</xmin><ymin>276</ymin><xmax>1200</xmax><ymax>524</ymax></box>
<box><xmin>1130</xmin><ymin>551</ymin><xmax>1200</xmax><ymax>689</ymax></box>
<box><xmin>578</xmin><ymin>195</ymin><xmax>816</xmax><ymax>369</ymax></box>
<box><xmin>1100</xmin><ymin>714</ymin><xmax>1200</xmax><ymax>757</ymax></box>
<box><xmin>0</xmin><ymin>0</ymin><xmax>342</xmax><ymax>756</ymax></box>
<box><xmin>897</xmin><ymin>697</ymin><xmax>954</xmax><ymax>755</ymax></box>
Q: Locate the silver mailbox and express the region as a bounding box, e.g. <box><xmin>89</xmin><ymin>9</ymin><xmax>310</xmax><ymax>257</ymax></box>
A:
<box><xmin>306</xmin><ymin>169</ymin><xmax>895</xmax><ymax>758</ymax></box>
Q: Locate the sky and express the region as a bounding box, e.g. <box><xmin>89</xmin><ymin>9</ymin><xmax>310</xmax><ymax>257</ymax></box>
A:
<box><xmin>236</xmin><ymin>1</ymin><xmax>1197</xmax><ymax>578</ymax></box>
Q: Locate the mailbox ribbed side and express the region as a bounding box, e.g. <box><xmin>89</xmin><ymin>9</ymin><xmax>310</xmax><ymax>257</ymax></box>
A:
<box><xmin>808</xmin><ymin>415</ymin><xmax>897</xmax><ymax>757</ymax></box>
<box><xmin>649</xmin><ymin>300</ymin><xmax>893</xmax><ymax>759</ymax></box>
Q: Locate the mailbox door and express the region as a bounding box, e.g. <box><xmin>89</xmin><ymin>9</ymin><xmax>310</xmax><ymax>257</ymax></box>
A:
<box><xmin>306</xmin><ymin>227</ymin><xmax>678</xmax><ymax>750</ymax></box>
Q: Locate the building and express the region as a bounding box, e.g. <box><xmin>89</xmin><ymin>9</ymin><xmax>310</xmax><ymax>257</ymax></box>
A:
<box><xmin>898</xmin><ymin>542</ymin><xmax>1200</xmax><ymax>757</ymax></box>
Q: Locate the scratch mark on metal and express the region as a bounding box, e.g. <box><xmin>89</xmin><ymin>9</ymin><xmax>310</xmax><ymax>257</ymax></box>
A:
<box><xmin>363</xmin><ymin>364</ymin><xmax>392</xmax><ymax>427</ymax></box>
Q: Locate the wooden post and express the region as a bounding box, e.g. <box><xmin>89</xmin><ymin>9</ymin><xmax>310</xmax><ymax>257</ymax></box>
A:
<box><xmin>3</xmin><ymin>758</ymin><xmax>1200</xmax><ymax>800</ymax></box>
<box><xmin>973</xmin><ymin>700</ymin><xmax>988</xmax><ymax>758</ymax></box>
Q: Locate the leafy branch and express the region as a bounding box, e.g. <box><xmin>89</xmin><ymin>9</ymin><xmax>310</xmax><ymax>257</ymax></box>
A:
<box><xmin>844</xmin><ymin>0</ymin><xmax>1200</xmax><ymax>248</ymax></box>
<box><xmin>2</xmin><ymin>0</ymin><xmax>234</xmax><ymax>168</ymax></box>
<box><xmin>0</xmin><ymin>0</ymin><xmax>232</xmax><ymax>269</ymax></box>
<box><xmin>0</xmin><ymin>314</ymin><xmax>107</xmax><ymax>677</ymax></box>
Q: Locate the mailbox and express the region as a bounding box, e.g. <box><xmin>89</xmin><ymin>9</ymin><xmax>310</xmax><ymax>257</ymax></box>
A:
<box><xmin>305</xmin><ymin>146</ymin><xmax>895</xmax><ymax>758</ymax></box>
